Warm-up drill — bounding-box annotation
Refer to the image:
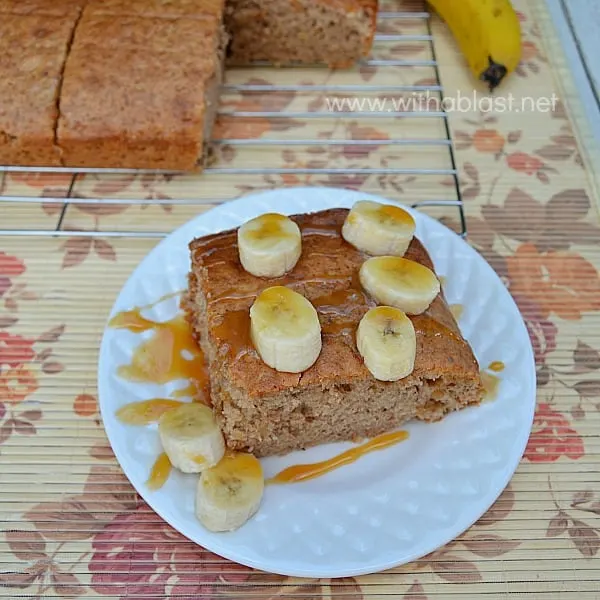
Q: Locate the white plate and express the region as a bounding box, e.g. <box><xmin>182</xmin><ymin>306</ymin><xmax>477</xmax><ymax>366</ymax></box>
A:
<box><xmin>98</xmin><ymin>187</ymin><xmax>536</xmax><ymax>578</ymax></box>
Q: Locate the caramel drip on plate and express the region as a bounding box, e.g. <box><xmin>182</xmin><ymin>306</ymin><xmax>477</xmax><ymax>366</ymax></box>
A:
<box><xmin>116</xmin><ymin>399</ymin><xmax>183</xmax><ymax>425</ymax></box>
<box><xmin>110</xmin><ymin>310</ymin><xmax>209</xmax><ymax>403</ymax></box>
<box><xmin>488</xmin><ymin>360</ymin><xmax>505</xmax><ymax>372</ymax></box>
<box><xmin>480</xmin><ymin>371</ymin><xmax>501</xmax><ymax>402</ymax></box>
<box><xmin>449</xmin><ymin>304</ymin><xmax>464</xmax><ymax>320</ymax></box>
<box><xmin>479</xmin><ymin>361</ymin><xmax>505</xmax><ymax>402</ymax></box>
<box><xmin>109</xmin><ymin>291</ymin><xmax>184</xmax><ymax>330</ymax></box>
<box><xmin>171</xmin><ymin>382</ymin><xmax>202</xmax><ymax>399</ymax></box>
<box><xmin>110</xmin><ymin>301</ymin><xmax>211</xmax><ymax>490</ymax></box>
<box><xmin>147</xmin><ymin>453</ymin><xmax>172</xmax><ymax>490</ymax></box>
<box><xmin>109</xmin><ymin>308</ymin><xmax>156</xmax><ymax>333</ymax></box>
<box><xmin>268</xmin><ymin>430</ymin><xmax>409</xmax><ymax>484</ymax></box>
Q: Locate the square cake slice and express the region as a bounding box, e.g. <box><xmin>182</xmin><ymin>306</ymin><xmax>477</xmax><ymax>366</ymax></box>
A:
<box><xmin>57</xmin><ymin>5</ymin><xmax>226</xmax><ymax>170</ymax></box>
<box><xmin>224</xmin><ymin>0</ymin><xmax>378</xmax><ymax>68</ymax></box>
<box><xmin>184</xmin><ymin>208</ymin><xmax>483</xmax><ymax>457</ymax></box>
<box><xmin>0</xmin><ymin>12</ymin><xmax>79</xmax><ymax>166</ymax></box>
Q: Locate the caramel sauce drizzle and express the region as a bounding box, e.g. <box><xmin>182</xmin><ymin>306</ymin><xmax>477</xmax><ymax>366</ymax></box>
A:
<box><xmin>213</xmin><ymin>309</ymin><xmax>255</xmax><ymax>360</ymax></box>
<box><xmin>109</xmin><ymin>310</ymin><xmax>209</xmax><ymax>403</ymax></box>
<box><xmin>147</xmin><ymin>453</ymin><xmax>172</xmax><ymax>490</ymax></box>
<box><xmin>312</xmin><ymin>287</ymin><xmax>372</xmax><ymax>335</ymax></box>
<box><xmin>171</xmin><ymin>382</ymin><xmax>202</xmax><ymax>399</ymax></box>
<box><xmin>480</xmin><ymin>361</ymin><xmax>505</xmax><ymax>402</ymax></box>
<box><xmin>449</xmin><ymin>304</ymin><xmax>463</xmax><ymax>320</ymax></box>
<box><xmin>246</xmin><ymin>213</ymin><xmax>293</xmax><ymax>242</ymax></box>
<box><xmin>268</xmin><ymin>430</ymin><xmax>409</xmax><ymax>484</ymax></box>
<box><xmin>116</xmin><ymin>399</ymin><xmax>183</xmax><ymax>425</ymax></box>
<box><xmin>110</xmin><ymin>302</ymin><xmax>211</xmax><ymax>489</ymax></box>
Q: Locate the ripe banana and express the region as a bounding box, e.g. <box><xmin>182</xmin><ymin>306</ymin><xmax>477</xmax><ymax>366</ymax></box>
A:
<box><xmin>158</xmin><ymin>403</ymin><xmax>225</xmax><ymax>473</ymax></box>
<box><xmin>427</xmin><ymin>0</ymin><xmax>522</xmax><ymax>90</ymax></box>
<box><xmin>196</xmin><ymin>452</ymin><xmax>264</xmax><ymax>532</ymax></box>
<box><xmin>342</xmin><ymin>200</ymin><xmax>415</xmax><ymax>257</ymax></box>
<box><xmin>238</xmin><ymin>213</ymin><xmax>302</xmax><ymax>278</ymax></box>
<box><xmin>250</xmin><ymin>285</ymin><xmax>322</xmax><ymax>373</ymax></box>
<box><xmin>359</xmin><ymin>256</ymin><xmax>440</xmax><ymax>315</ymax></box>
<box><xmin>357</xmin><ymin>306</ymin><xmax>417</xmax><ymax>381</ymax></box>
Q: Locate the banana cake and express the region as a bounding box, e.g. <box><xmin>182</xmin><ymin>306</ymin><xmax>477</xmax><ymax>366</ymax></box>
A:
<box><xmin>183</xmin><ymin>208</ymin><xmax>483</xmax><ymax>457</ymax></box>
<box><xmin>58</xmin><ymin>2</ymin><xmax>227</xmax><ymax>170</ymax></box>
<box><xmin>0</xmin><ymin>11</ymin><xmax>81</xmax><ymax>166</ymax></box>
<box><xmin>0</xmin><ymin>0</ymin><xmax>377</xmax><ymax>168</ymax></box>
<box><xmin>225</xmin><ymin>0</ymin><xmax>378</xmax><ymax>67</ymax></box>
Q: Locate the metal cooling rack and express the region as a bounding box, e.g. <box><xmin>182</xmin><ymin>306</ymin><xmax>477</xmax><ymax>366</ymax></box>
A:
<box><xmin>0</xmin><ymin>6</ymin><xmax>467</xmax><ymax>238</ymax></box>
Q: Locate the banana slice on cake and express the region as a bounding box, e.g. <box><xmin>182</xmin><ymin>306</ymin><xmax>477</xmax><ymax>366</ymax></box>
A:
<box><xmin>238</xmin><ymin>213</ymin><xmax>302</xmax><ymax>277</ymax></box>
<box><xmin>158</xmin><ymin>404</ymin><xmax>225</xmax><ymax>473</ymax></box>
<box><xmin>250</xmin><ymin>285</ymin><xmax>322</xmax><ymax>373</ymax></box>
<box><xmin>357</xmin><ymin>306</ymin><xmax>416</xmax><ymax>381</ymax></box>
<box><xmin>359</xmin><ymin>256</ymin><xmax>440</xmax><ymax>314</ymax></box>
<box><xmin>196</xmin><ymin>452</ymin><xmax>264</xmax><ymax>532</ymax></box>
<box><xmin>342</xmin><ymin>200</ymin><xmax>416</xmax><ymax>256</ymax></box>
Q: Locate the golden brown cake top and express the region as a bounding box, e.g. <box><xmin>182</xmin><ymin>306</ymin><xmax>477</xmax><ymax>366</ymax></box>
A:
<box><xmin>190</xmin><ymin>208</ymin><xmax>480</xmax><ymax>398</ymax></box>
<box><xmin>314</xmin><ymin>0</ymin><xmax>378</xmax><ymax>14</ymax></box>
<box><xmin>0</xmin><ymin>0</ymin><xmax>85</xmax><ymax>16</ymax></box>
<box><xmin>0</xmin><ymin>13</ymin><xmax>76</xmax><ymax>136</ymax></box>
<box><xmin>73</xmin><ymin>12</ymin><xmax>221</xmax><ymax>54</ymax></box>
<box><xmin>85</xmin><ymin>0</ymin><xmax>225</xmax><ymax>18</ymax></box>
<box><xmin>58</xmin><ymin>11</ymin><xmax>220</xmax><ymax>142</ymax></box>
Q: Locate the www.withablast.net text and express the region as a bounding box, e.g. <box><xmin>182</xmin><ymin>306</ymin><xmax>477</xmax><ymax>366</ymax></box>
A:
<box><xmin>325</xmin><ymin>91</ymin><xmax>560</xmax><ymax>114</ymax></box>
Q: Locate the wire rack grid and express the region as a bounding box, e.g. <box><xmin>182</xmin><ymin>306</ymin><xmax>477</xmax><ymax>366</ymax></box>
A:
<box><xmin>0</xmin><ymin>2</ymin><xmax>466</xmax><ymax>239</ymax></box>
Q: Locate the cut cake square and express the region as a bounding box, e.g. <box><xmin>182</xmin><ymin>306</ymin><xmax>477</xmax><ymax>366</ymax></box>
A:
<box><xmin>225</xmin><ymin>0</ymin><xmax>378</xmax><ymax>67</ymax></box>
<box><xmin>184</xmin><ymin>208</ymin><xmax>483</xmax><ymax>458</ymax></box>
<box><xmin>57</xmin><ymin>3</ymin><xmax>226</xmax><ymax>170</ymax></box>
<box><xmin>0</xmin><ymin>12</ymin><xmax>79</xmax><ymax>166</ymax></box>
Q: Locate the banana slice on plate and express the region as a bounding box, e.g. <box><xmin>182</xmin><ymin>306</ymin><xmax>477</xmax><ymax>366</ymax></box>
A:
<box><xmin>158</xmin><ymin>403</ymin><xmax>225</xmax><ymax>473</ymax></box>
<box><xmin>359</xmin><ymin>256</ymin><xmax>440</xmax><ymax>315</ymax></box>
<box><xmin>357</xmin><ymin>306</ymin><xmax>416</xmax><ymax>381</ymax></box>
<box><xmin>342</xmin><ymin>200</ymin><xmax>415</xmax><ymax>256</ymax></box>
<box><xmin>250</xmin><ymin>285</ymin><xmax>322</xmax><ymax>373</ymax></box>
<box><xmin>196</xmin><ymin>452</ymin><xmax>264</xmax><ymax>532</ymax></box>
<box><xmin>238</xmin><ymin>213</ymin><xmax>302</xmax><ymax>277</ymax></box>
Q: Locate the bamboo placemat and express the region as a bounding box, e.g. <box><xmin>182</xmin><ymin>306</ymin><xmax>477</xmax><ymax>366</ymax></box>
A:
<box><xmin>1</xmin><ymin>0</ymin><xmax>600</xmax><ymax>598</ymax></box>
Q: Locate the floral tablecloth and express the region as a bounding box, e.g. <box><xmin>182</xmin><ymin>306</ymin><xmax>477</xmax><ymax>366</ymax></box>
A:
<box><xmin>1</xmin><ymin>0</ymin><xmax>599</xmax><ymax>598</ymax></box>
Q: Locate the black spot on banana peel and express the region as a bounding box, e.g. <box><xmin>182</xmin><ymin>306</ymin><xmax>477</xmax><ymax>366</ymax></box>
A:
<box><xmin>481</xmin><ymin>56</ymin><xmax>508</xmax><ymax>92</ymax></box>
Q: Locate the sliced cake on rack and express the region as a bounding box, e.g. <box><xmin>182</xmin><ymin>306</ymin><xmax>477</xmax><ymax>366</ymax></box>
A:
<box><xmin>0</xmin><ymin>0</ymin><xmax>379</xmax><ymax>170</ymax></box>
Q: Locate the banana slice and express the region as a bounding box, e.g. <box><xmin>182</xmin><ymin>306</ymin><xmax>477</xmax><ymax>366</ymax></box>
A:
<box><xmin>238</xmin><ymin>213</ymin><xmax>302</xmax><ymax>278</ymax></box>
<box><xmin>359</xmin><ymin>256</ymin><xmax>440</xmax><ymax>314</ymax></box>
<box><xmin>250</xmin><ymin>285</ymin><xmax>322</xmax><ymax>373</ymax></box>
<box><xmin>196</xmin><ymin>452</ymin><xmax>264</xmax><ymax>532</ymax></box>
<box><xmin>158</xmin><ymin>403</ymin><xmax>225</xmax><ymax>474</ymax></box>
<box><xmin>357</xmin><ymin>306</ymin><xmax>416</xmax><ymax>381</ymax></box>
<box><xmin>342</xmin><ymin>200</ymin><xmax>415</xmax><ymax>256</ymax></box>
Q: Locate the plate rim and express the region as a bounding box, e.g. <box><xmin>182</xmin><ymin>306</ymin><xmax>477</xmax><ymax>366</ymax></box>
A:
<box><xmin>98</xmin><ymin>186</ymin><xmax>536</xmax><ymax>578</ymax></box>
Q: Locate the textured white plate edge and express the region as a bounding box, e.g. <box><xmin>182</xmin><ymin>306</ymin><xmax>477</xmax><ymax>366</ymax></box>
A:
<box><xmin>98</xmin><ymin>186</ymin><xmax>536</xmax><ymax>578</ymax></box>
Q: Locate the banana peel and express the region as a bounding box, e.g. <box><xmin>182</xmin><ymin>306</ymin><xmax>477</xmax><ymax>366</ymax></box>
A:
<box><xmin>427</xmin><ymin>0</ymin><xmax>522</xmax><ymax>90</ymax></box>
